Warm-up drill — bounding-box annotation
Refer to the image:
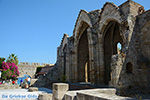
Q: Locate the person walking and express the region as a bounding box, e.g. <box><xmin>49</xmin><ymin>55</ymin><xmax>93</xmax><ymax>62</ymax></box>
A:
<box><xmin>27</xmin><ymin>77</ymin><xmax>31</xmax><ymax>86</ymax></box>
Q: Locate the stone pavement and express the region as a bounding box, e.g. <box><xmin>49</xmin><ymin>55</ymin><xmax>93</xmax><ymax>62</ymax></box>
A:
<box><xmin>0</xmin><ymin>88</ymin><xmax>52</xmax><ymax>100</ymax></box>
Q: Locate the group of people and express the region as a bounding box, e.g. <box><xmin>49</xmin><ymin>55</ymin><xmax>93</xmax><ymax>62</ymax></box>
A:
<box><xmin>0</xmin><ymin>71</ymin><xmax>31</xmax><ymax>89</ymax></box>
<box><xmin>20</xmin><ymin>77</ymin><xmax>31</xmax><ymax>88</ymax></box>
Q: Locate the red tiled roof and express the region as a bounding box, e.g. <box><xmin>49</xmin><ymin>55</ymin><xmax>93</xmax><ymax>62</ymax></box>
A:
<box><xmin>37</xmin><ymin>65</ymin><xmax>54</xmax><ymax>75</ymax></box>
<box><xmin>37</xmin><ymin>72</ymin><xmax>46</xmax><ymax>75</ymax></box>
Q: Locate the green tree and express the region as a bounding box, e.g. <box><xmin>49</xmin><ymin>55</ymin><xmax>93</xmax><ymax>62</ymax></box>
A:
<box><xmin>0</xmin><ymin>57</ymin><xmax>5</xmax><ymax>69</ymax></box>
<box><xmin>6</xmin><ymin>54</ymin><xmax>19</xmax><ymax>65</ymax></box>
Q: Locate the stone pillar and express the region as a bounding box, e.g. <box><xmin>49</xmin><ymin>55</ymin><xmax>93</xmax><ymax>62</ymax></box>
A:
<box><xmin>66</xmin><ymin>52</ymin><xmax>70</xmax><ymax>81</ymax></box>
<box><xmin>98</xmin><ymin>34</ymin><xmax>105</xmax><ymax>84</ymax></box>
<box><xmin>72</xmin><ymin>50</ymin><xmax>77</xmax><ymax>83</ymax></box>
<box><xmin>53</xmin><ymin>83</ymin><xmax>69</xmax><ymax>100</ymax></box>
<box><xmin>74</xmin><ymin>46</ymin><xmax>78</xmax><ymax>82</ymax></box>
<box><xmin>99</xmin><ymin>42</ymin><xmax>105</xmax><ymax>83</ymax></box>
<box><xmin>87</xmin><ymin>27</ymin><xmax>95</xmax><ymax>84</ymax></box>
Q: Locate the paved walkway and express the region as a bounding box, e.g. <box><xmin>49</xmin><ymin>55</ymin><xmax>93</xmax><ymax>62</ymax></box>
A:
<box><xmin>0</xmin><ymin>88</ymin><xmax>52</xmax><ymax>100</ymax></box>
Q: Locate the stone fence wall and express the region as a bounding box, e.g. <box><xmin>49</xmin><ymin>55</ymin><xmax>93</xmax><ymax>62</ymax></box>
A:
<box><xmin>19</xmin><ymin>62</ymin><xmax>53</xmax><ymax>66</ymax></box>
<box><xmin>18</xmin><ymin>65</ymin><xmax>37</xmax><ymax>77</ymax></box>
<box><xmin>18</xmin><ymin>62</ymin><xmax>54</xmax><ymax>78</ymax></box>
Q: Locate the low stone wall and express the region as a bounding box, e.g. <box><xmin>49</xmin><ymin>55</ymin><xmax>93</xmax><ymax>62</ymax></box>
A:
<box><xmin>64</xmin><ymin>89</ymin><xmax>134</xmax><ymax>100</ymax></box>
<box><xmin>0</xmin><ymin>84</ymin><xmax>21</xmax><ymax>89</ymax></box>
<box><xmin>75</xmin><ymin>90</ymin><xmax>134</xmax><ymax>100</ymax></box>
<box><xmin>52</xmin><ymin>83</ymin><xmax>136</xmax><ymax>100</ymax></box>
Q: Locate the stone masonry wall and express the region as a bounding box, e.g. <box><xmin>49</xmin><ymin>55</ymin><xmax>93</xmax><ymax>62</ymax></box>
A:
<box><xmin>18</xmin><ymin>65</ymin><xmax>37</xmax><ymax>78</ymax></box>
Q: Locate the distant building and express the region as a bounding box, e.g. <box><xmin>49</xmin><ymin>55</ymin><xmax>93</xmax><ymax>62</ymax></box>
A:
<box><xmin>36</xmin><ymin>65</ymin><xmax>54</xmax><ymax>76</ymax></box>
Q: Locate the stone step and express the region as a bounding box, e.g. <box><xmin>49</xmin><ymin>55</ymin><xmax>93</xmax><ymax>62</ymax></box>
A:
<box><xmin>65</xmin><ymin>88</ymin><xmax>135</xmax><ymax>100</ymax></box>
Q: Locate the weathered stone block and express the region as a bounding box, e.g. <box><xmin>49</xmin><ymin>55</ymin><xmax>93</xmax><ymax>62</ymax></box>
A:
<box><xmin>65</xmin><ymin>91</ymin><xmax>77</xmax><ymax>100</ymax></box>
<box><xmin>30</xmin><ymin>79</ymin><xmax>38</xmax><ymax>86</ymax></box>
<box><xmin>53</xmin><ymin>83</ymin><xmax>69</xmax><ymax>100</ymax></box>
<box><xmin>28</xmin><ymin>87</ymin><xmax>38</xmax><ymax>92</ymax></box>
<box><xmin>38</xmin><ymin>93</ymin><xmax>53</xmax><ymax>100</ymax></box>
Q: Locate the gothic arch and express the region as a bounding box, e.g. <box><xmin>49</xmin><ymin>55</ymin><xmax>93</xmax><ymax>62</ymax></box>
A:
<box><xmin>75</xmin><ymin>22</ymin><xmax>95</xmax><ymax>82</ymax></box>
<box><xmin>102</xmin><ymin>21</ymin><xmax>124</xmax><ymax>85</ymax></box>
<box><xmin>61</xmin><ymin>34</ymin><xmax>69</xmax><ymax>50</ymax></box>
<box><xmin>73</xmin><ymin>10</ymin><xmax>92</xmax><ymax>40</ymax></box>
<box><xmin>98</xmin><ymin>3</ymin><xmax>126</xmax><ymax>83</ymax></box>
<box><xmin>99</xmin><ymin>2</ymin><xmax>122</xmax><ymax>36</ymax></box>
<box><xmin>73</xmin><ymin>10</ymin><xmax>95</xmax><ymax>83</ymax></box>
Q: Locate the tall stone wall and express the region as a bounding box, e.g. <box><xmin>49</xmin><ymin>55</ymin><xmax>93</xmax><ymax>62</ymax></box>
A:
<box><xmin>18</xmin><ymin>62</ymin><xmax>53</xmax><ymax>78</ymax></box>
<box><xmin>116</xmin><ymin>10</ymin><xmax>150</xmax><ymax>95</ymax></box>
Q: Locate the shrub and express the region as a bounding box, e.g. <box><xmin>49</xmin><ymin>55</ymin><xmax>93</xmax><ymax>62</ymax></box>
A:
<box><xmin>1</xmin><ymin>62</ymin><xmax>19</xmax><ymax>80</ymax></box>
<box><xmin>0</xmin><ymin>54</ymin><xmax>19</xmax><ymax>80</ymax></box>
<box><xmin>9</xmin><ymin>63</ymin><xmax>19</xmax><ymax>80</ymax></box>
<box><xmin>1</xmin><ymin>69</ymin><xmax>11</xmax><ymax>80</ymax></box>
<box><xmin>2</xmin><ymin>62</ymin><xmax>10</xmax><ymax>70</ymax></box>
<box><xmin>62</xmin><ymin>75</ymin><xmax>67</xmax><ymax>83</ymax></box>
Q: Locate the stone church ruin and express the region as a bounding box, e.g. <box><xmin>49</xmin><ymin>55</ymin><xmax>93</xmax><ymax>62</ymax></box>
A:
<box><xmin>36</xmin><ymin>0</ymin><xmax>150</xmax><ymax>96</ymax></box>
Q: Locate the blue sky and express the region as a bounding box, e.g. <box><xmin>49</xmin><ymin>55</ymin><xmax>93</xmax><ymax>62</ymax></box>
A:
<box><xmin>0</xmin><ymin>0</ymin><xmax>149</xmax><ymax>64</ymax></box>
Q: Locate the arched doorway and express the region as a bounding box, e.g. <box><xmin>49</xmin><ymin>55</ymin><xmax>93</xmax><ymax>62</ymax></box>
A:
<box><xmin>77</xmin><ymin>28</ymin><xmax>90</xmax><ymax>82</ymax></box>
<box><xmin>103</xmin><ymin>21</ymin><xmax>123</xmax><ymax>85</ymax></box>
